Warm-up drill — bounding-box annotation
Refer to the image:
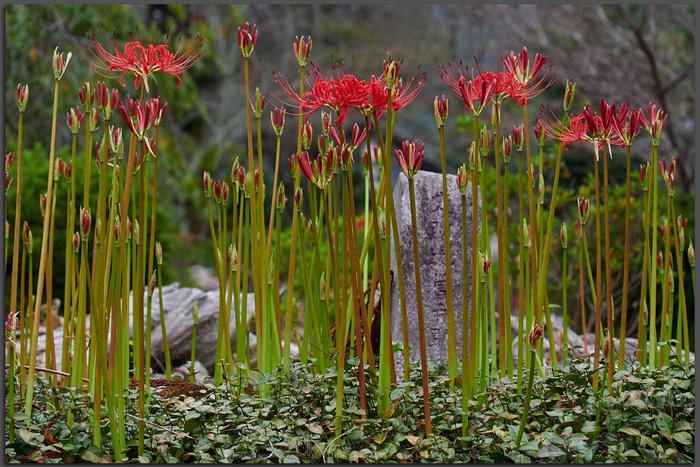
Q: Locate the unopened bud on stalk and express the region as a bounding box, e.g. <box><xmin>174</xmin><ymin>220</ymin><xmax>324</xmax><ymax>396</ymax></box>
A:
<box><xmin>522</xmin><ymin>218</ymin><xmax>531</xmax><ymax>248</ymax></box>
<box><xmin>17</xmin><ymin>84</ymin><xmax>29</xmax><ymax>112</ymax></box>
<box><xmin>642</xmin><ymin>298</ymin><xmax>648</xmax><ymax>325</ymax></box>
<box><xmin>604</xmin><ymin>336</ymin><xmax>611</xmax><ymax>360</ymax></box>
<box><xmin>563</xmin><ymin>80</ymin><xmax>576</xmax><ymax>112</ymax></box>
<box><xmin>322</xmin><ymin>111</ymin><xmax>331</xmax><ymax>137</ymax></box>
<box><xmin>307</xmin><ymin>216</ymin><xmax>315</xmax><ymax>242</ymax></box>
<box><xmin>578</xmin><ymin>198</ymin><xmax>590</xmax><ymax>225</ymax></box>
<box><xmin>5</xmin><ymin>312</ymin><xmax>18</xmax><ymax>336</ymax></box>
<box><xmin>468</xmin><ymin>141</ymin><xmax>477</xmax><ymax>171</ymax></box>
<box><xmin>320</xmin><ymin>272</ymin><xmax>326</xmax><ymax>300</ymax></box>
<box><xmin>656</xmin><ymin>251</ymin><xmax>663</xmax><ymax>270</ymax></box>
<box><xmin>513</xmin><ymin>124</ymin><xmax>524</xmax><ymax>152</ymax></box>
<box><xmin>5</xmin><ymin>171</ymin><xmax>10</xmax><ymax>193</ymax></box>
<box><xmin>295</xmin><ymin>187</ymin><xmax>303</xmax><ymax>212</ymax></box>
<box><xmin>203</xmin><ymin>171</ymin><xmax>212</xmax><ymax>197</ymax></box>
<box><xmin>480</xmin><ymin>126</ymin><xmax>490</xmax><ymax>155</ymax></box>
<box><xmin>456</xmin><ymin>164</ymin><xmax>469</xmax><ymax>195</ymax></box>
<box><xmin>640</xmin><ymin>163</ymin><xmax>649</xmax><ymax>191</ymax></box>
<box><xmin>561</xmin><ymin>222</ymin><xmax>568</xmax><ymax>249</ymax></box>
<box><xmin>67</xmin><ymin>107</ymin><xmax>85</xmax><ymax>134</ymax></box>
<box><xmin>529</xmin><ymin>323</ymin><xmax>544</xmax><ymax>347</ymax></box>
<box><xmin>688</xmin><ymin>240</ymin><xmax>695</xmax><ymax>268</ymax></box>
<box><xmin>54</xmin><ymin>158</ymin><xmax>63</xmax><ymax>181</ymax></box>
<box><xmin>237</xmin><ymin>22</ymin><xmax>257</xmax><ymax>58</ymax></box>
<box><xmin>78</xmin><ymin>82</ymin><xmax>93</xmax><ymax>111</ymax></box>
<box><xmin>80</xmin><ymin>207</ymin><xmax>91</xmax><ymax>240</ymax></box>
<box><xmin>230</xmin><ymin>158</ymin><xmax>240</xmax><ymax>186</ymax></box>
<box><xmin>5</xmin><ymin>220</ymin><xmax>9</xmax><ymax>238</ymax></box>
<box><xmin>89</xmin><ymin>107</ymin><xmax>100</xmax><ymax>132</ymax></box>
<box><xmin>155</xmin><ymin>241</ymin><xmax>163</xmax><ymax>265</ymax></box>
<box><xmin>529</xmin><ymin>163</ymin><xmax>536</xmax><ymax>186</ymax></box>
<box><xmin>23</xmin><ymin>222</ymin><xmax>32</xmax><ymax>251</ymax></box>
<box><xmin>72</xmin><ymin>232</ymin><xmax>79</xmax><ymax>252</ymax></box>
<box><xmin>133</xmin><ymin>219</ymin><xmax>140</xmax><ymax>245</ymax></box>
<box><xmin>95</xmin><ymin>216</ymin><xmax>102</xmax><ymax>243</ymax></box>
<box><xmin>229</xmin><ymin>244</ymin><xmax>238</xmax><ymax>272</ymax></box>
<box><xmin>361</xmin><ymin>149</ymin><xmax>370</xmax><ymax>174</ymax></box>
<box><xmin>250</xmin><ymin>87</ymin><xmax>265</xmax><ymax>118</ymax></box>
<box><xmin>268</xmin><ymin>254</ymin><xmax>275</xmax><ymax>285</ymax></box>
<box><xmin>271</xmin><ymin>107</ymin><xmax>285</xmax><ymax>136</ymax></box>
<box><xmin>478</xmin><ymin>250</ymin><xmax>491</xmax><ymax>282</ymax></box>
<box><xmin>502</xmin><ymin>136</ymin><xmax>512</xmax><ymax>163</ymax></box>
<box><xmin>434</xmin><ymin>95</ymin><xmax>448</xmax><ymax>128</ymax></box>
<box><xmin>126</xmin><ymin>217</ymin><xmax>133</xmax><ymax>241</ymax></box>
<box><xmin>221</xmin><ymin>182</ymin><xmax>229</xmax><ymax>206</ymax></box>
<box><xmin>276</xmin><ymin>182</ymin><xmax>287</xmax><ymax>212</ymax></box>
<box><xmin>294</xmin><ymin>35</ymin><xmax>312</xmax><ymax>67</ymax></box>
<box><xmin>384</xmin><ymin>60</ymin><xmax>398</xmax><ymax>89</ymax></box>
<box><xmin>302</xmin><ymin>122</ymin><xmax>313</xmax><ymax>151</ymax></box>
<box><xmin>114</xmin><ymin>221</ymin><xmax>120</xmax><ymax>246</ymax></box>
<box><xmin>192</xmin><ymin>302</ymin><xmax>199</xmax><ymax>325</ymax></box>
<box><xmin>5</xmin><ymin>152</ymin><xmax>15</xmax><ymax>169</ymax></box>
<box><xmin>378</xmin><ymin>207</ymin><xmax>386</xmax><ymax>239</ymax></box>
<box><xmin>534</xmin><ymin>117</ymin><xmax>546</xmax><ymax>147</ymax></box>
<box><xmin>213</xmin><ymin>180</ymin><xmax>222</xmax><ymax>204</ymax></box>
<box><xmin>53</xmin><ymin>47</ymin><xmax>72</xmax><ymax>81</ymax></box>
<box><xmin>40</xmin><ymin>193</ymin><xmax>48</xmax><ymax>218</ymax></box>
<box><xmin>149</xmin><ymin>270</ymin><xmax>157</xmax><ymax>297</ymax></box>
<box><xmin>538</xmin><ymin>174</ymin><xmax>545</xmax><ymax>205</ymax></box>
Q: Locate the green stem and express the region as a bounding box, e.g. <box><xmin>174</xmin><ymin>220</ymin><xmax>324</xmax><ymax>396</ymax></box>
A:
<box><xmin>602</xmin><ymin>146</ymin><xmax>614</xmax><ymax>391</ymax></box>
<box><xmin>562</xmin><ymin>245</ymin><xmax>568</xmax><ymax>366</ymax></box>
<box><xmin>648</xmin><ymin>145</ymin><xmax>659</xmax><ymax>369</ymax></box>
<box><xmin>517</xmin><ymin>149</ymin><xmax>525</xmax><ymax>396</ymax></box>
<box><xmin>515</xmin><ymin>349</ymin><xmax>537</xmax><ymax>447</ymax></box>
<box><xmin>618</xmin><ymin>145</ymin><xmax>632</xmax><ymax>368</ymax></box>
<box><xmin>9</xmin><ymin>110</ymin><xmax>23</xmax><ymax>325</ymax></box>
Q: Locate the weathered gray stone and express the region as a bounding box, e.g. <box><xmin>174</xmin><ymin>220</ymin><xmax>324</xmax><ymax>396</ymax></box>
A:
<box><xmin>390</xmin><ymin>170</ymin><xmax>481</xmax><ymax>366</ymax></box>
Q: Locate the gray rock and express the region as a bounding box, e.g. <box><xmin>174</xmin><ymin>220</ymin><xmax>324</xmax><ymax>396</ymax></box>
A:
<box><xmin>390</xmin><ymin>170</ymin><xmax>481</xmax><ymax>366</ymax></box>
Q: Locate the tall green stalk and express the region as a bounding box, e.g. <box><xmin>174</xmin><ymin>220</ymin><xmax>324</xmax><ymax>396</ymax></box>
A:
<box><xmin>648</xmin><ymin>145</ymin><xmax>659</xmax><ymax>369</ymax></box>
<box><xmin>618</xmin><ymin>145</ymin><xmax>632</xmax><ymax>368</ymax></box>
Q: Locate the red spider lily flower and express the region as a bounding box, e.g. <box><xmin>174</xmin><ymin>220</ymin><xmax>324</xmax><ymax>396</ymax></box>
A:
<box><xmin>298</xmin><ymin>150</ymin><xmax>334</xmax><ymax>189</ymax></box>
<box><xmin>581</xmin><ymin>99</ymin><xmax>624</xmax><ymax>159</ymax></box>
<box><xmin>96</xmin><ymin>81</ymin><xmax>120</xmax><ymax>120</ymax></box>
<box><xmin>67</xmin><ymin>107</ymin><xmax>85</xmax><ymax>134</ymax></box>
<box><xmin>504</xmin><ymin>47</ymin><xmax>558</xmax><ymax>106</ymax></box>
<box><xmin>17</xmin><ymin>84</ymin><xmax>29</xmax><ymax>112</ymax></box>
<box><xmin>294</xmin><ymin>36</ymin><xmax>312</xmax><ymax>67</ymax></box>
<box><xmin>640</xmin><ymin>102</ymin><xmax>668</xmax><ymax>146</ymax></box>
<box><xmin>365</xmin><ymin>67</ymin><xmax>427</xmax><ymax>118</ymax></box>
<box><xmin>395</xmin><ymin>140</ymin><xmax>425</xmax><ymax>178</ymax></box>
<box><xmin>439</xmin><ymin>63</ymin><xmax>497</xmax><ymax>115</ymax></box>
<box><xmin>118</xmin><ymin>99</ymin><xmax>158</xmax><ymax>154</ymax></box>
<box><xmin>348</xmin><ymin>123</ymin><xmax>369</xmax><ymax>151</ymax></box>
<box><xmin>529</xmin><ymin>323</ymin><xmax>544</xmax><ymax>346</ymax></box>
<box><xmin>456</xmin><ymin>163</ymin><xmax>469</xmax><ymax>195</ymax></box>
<box><xmin>271</xmin><ymin>107</ymin><xmax>286</xmax><ymax>136</ymax></box>
<box><xmin>612</xmin><ymin>105</ymin><xmax>644</xmax><ymax>147</ymax></box>
<box><xmin>79</xmin><ymin>82</ymin><xmax>94</xmax><ymax>111</ymax></box>
<box><xmin>434</xmin><ymin>95</ymin><xmax>448</xmax><ymax>128</ymax></box>
<box><xmin>53</xmin><ymin>47</ymin><xmax>72</xmax><ymax>80</ymax></box>
<box><xmin>238</xmin><ymin>22</ymin><xmax>257</xmax><ymax>58</ymax></box>
<box><xmin>538</xmin><ymin>106</ymin><xmax>602</xmax><ymax>153</ymax></box>
<box><xmin>87</xmin><ymin>27</ymin><xmax>207</xmax><ymax>93</ymax></box>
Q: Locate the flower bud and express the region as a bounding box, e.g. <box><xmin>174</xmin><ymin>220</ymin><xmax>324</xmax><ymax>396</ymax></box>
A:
<box><xmin>72</xmin><ymin>232</ymin><xmax>80</xmax><ymax>252</ymax></box>
<box><xmin>52</xmin><ymin>47</ymin><xmax>72</xmax><ymax>80</ymax></box>
<box><xmin>512</xmin><ymin>124</ymin><xmax>524</xmax><ymax>152</ymax></box>
<box><xmin>5</xmin><ymin>171</ymin><xmax>10</xmax><ymax>194</ymax></box>
<box><xmin>230</xmin><ymin>244</ymin><xmax>238</xmax><ymax>272</ymax></box>
<box><xmin>192</xmin><ymin>301</ymin><xmax>199</xmax><ymax>325</ymax></box>
<box><xmin>149</xmin><ymin>270</ymin><xmax>157</xmax><ymax>297</ymax></box>
<box><xmin>40</xmin><ymin>193</ymin><xmax>48</xmax><ymax>218</ymax></box>
<box><xmin>295</xmin><ymin>186</ymin><xmax>303</xmax><ymax>212</ymax></box>
<box><xmin>578</xmin><ymin>198</ymin><xmax>590</xmax><ymax>225</ymax></box>
<box><xmin>456</xmin><ymin>164</ymin><xmax>469</xmax><ymax>195</ymax></box>
<box><xmin>276</xmin><ymin>182</ymin><xmax>287</xmax><ymax>212</ymax></box>
<box><xmin>522</xmin><ymin>218</ymin><xmax>531</xmax><ymax>248</ymax></box>
<box><xmin>640</xmin><ymin>162</ymin><xmax>649</xmax><ymax>191</ymax></box>
<box><xmin>378</xmin><ymin>207</ymin><xmax>386</xmax><ymax>239</ymax></box>
<box><xmin>534</xmin><ymin>117</ymin><xmax>546</xmax><ymax>147</ymax></box>
<box><xmin>320</xmin><ymin>272</ymin><xmax>326</xmax><ymax>300</ymax></box>
<box><xmin>561</xmin><ymin>222</ymin><xmax>568</xmax><ymax>249</ymax></box>
<box><xmin>133</xmin><ymin>219</ymin><xmax>140</xmax><ymax>246</ymax></box>
<box><xmin>563</xmin><ymin>80</ymin><xmax>576</xmax><ymax>112</ymax></box>
<box><xmin>79</xmin><ymin>207</ymin><xmax>91</xmax><ymax>240</ymax></box>
<box><xmin>16</xmin><ymin>84</ymin><xmax>29</xmax><ymax>112</ymax></box>
<box><xmin>302</xmin><ymin>122</ymin><xmax>313</xmax><ymax>151</ymax></box>
<box><xmin>5</xmin><ymin>152</ymin><xmax>15</xmax><ymax>169</ymax></box>
<box><xmin>529</xmin><ymin>323</ymin><xmax>544</xmax><ymax>347</ymax></box>
<box><xmin>361</xmin><ymin>149</ymin><xmax>371</xmax><ymax>175</ymax></box>
<box><xmin>642</xmin><ymin>297</ymin><xmax>648</xmax><ymax>325</ymax></box>
<box><xmin>78</xmin><ymin>82</ymin><xmax>93</xmax><ymax>111</ymax></box>
<box><xmin>23</xmin><ymin>222</ymin><xmax>33</xmax><ymax>253</ymax></box>
<box><xmin>5</xmin><ymin>220</ymin><xmax>9</xmax><ymax>238</ymax></box>
<box><xmin>537</xmin><ymin>174</ymin><xmax>545</xmax><ymax>205</ymax></box>
<box><xmin>126</xmin><ymin>217</ymin><xmax>133</xmax><ymax>241</ymax></box>
<box><xmin>203</xmin><ymin>171</ymin><xmax>212</xmax><ymax>198</ymax></box>
<box><xmin>502</xmin><ymin>136</ymin><xmax>512</xmax><ymax>164</ymax></box>
<box><xmin>479</xmin><ymin>125</ymin><xmax>491</xmax><ymax>155</ymax></box>
<box><xmin>156</xmin><ymin>241</ymin><xmax>163</xmax><ymax>266</ymax></box>
<box><xmin>5</xmin><ymin>312</ymin><xmax>18</xmax><ymax>336</ymax></box>
<box><xmin>250</xmin><ymin>87</ymin><xmax>265</xmax><ymax>119</ymax></box>
<box><xmin>604</xmin><ymin>336</ymin><xmax>611</xmax><ymax>360</ymax></box>
<box><xmin>688</xmin><ymin>240</ymin><xmax>695</xmax><ymax>268</ymax></box>
<box><xmin>491</xmin><ymin>100</ymin><xmax>500</xmax><ymax>128</ymax></box>
<box><xmin>221</xmin><ymin>182</ymin><xmax>230</xmax><ymax>206</ymax></box>
<box><xmin>268</xmin><ymin>253</ymin><xmax>275</xmax><ymax>285</ymax></box>
<box><xmin>89</xmin><ymin>107</ymin><xmax>100</xmax><ymax>132</ymax></box>
<box><xmin>237</xmin><ymin>22</ymin><xmax>257</xmax><ymax>58</ymax></box>
<box><xmin>434</xmin><ymin>95</ymin><xmax>448</xmax><ymax>128</ymax></box>
<box><xmin>468</xmin><ymin>141</ymin><xmax>477</xmax><ymax>171</ymax></box>
<box><xmin>271</xmin><ymin>107</ymin><xmax>285</xmax><ymax>136</ymax></box>
<box><xmin>294</xmin><ymin>35</ymin><xmax>312</xmax><ymax>67</ymax></box>
<box><xmin>656</xmin><ymin>251</ymin><xmax>663</xmax><ymax>269</ymax></box>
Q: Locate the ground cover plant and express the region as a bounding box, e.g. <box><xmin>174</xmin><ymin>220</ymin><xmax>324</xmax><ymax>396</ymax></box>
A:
<box><xmin>4</xmin><ymin>9</ymin><xmax>695</xmax><ymax>463</ymax></box>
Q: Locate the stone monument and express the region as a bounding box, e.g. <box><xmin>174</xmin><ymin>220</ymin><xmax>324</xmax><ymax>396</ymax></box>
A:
<box><xmin>390</xmin><ymin>170</ymin><xmax>481</xmax><ymax>366</ymax></box>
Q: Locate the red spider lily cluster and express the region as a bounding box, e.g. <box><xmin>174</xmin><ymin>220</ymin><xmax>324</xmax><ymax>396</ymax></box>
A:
<box><xmin>87</xmin><ymin>27</ymin><xmax>207</xmax><ymax>92</ymax></box>
<box><xmin>275</xmin><ymin>59</ymin><xmax>426</xmax><ymax>126</ymax></box>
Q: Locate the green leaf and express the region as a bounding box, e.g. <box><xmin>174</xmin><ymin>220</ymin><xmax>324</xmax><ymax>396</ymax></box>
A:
<box><xmin>490</xmin><ymin>451</ymin><xmax>513</xmax><ymax>463</ymax></box>
<box><xmin>184</xmin><ymin>418</ymin><xmax>200</xmax><ymax>433</ymax></box>
<box><xmin>657</xmin><ymin>412</ymin><xmax>675</xmax><ymax>434</ymax></box>
<box><xmin>559</xmin><ymin>420</ymin><xmax>584</xmax><ymax>431</ymax></box>
<box><xmin>389</xmin><ymin>388</ymin><xmax>405</xmax><ymax>400</ymax></box>
<box><xmin>538</xmin><ymin>444</ymin><xmax>566</xmax><ymax>458</ymax></box>
<box><xmin>672</xmin><ymin>432</ymin><xmax>693</xmax><ymax>445</ymax></box>
<box><xmin>81</xmin><ymin>445</ymin><xmax>103</xmax><ymax>463</ymax></box>
<box><xmin>282</xmin><ymin>454</ymin><xmax>300</xmax><ymax>463</ymax></box>
<box><xmin>619</xmin><ymin>427</ymin><xmax>642</xmax><ymax>437</ymax></box>
<box><xmin>546</xmin><ymin>408</ymin><xmax>564</xmax><ymax>417</ymax></box>
<box><xmin>18</xmin><ymin>428</ymin><xmax>38</xmax><ymax>444</ymax></box>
